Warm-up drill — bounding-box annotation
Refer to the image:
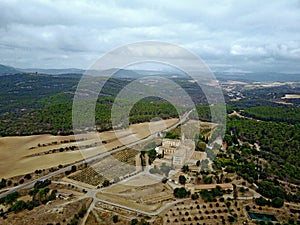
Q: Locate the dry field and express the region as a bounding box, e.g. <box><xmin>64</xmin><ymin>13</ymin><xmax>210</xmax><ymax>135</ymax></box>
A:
<box><xmin>244</xmin><ymin>82</ymin><xmax>288</xmax><ymax>90</ymax></box>
<box><xmin>96</xmin><ymin>174</ymin><xmax>174</xmax><ymax>213</ymax></box>
<box><xmin>0</xmin><ymin>118</ymin><xmax>178</xmax><ymax>179</ymax></box>
<box><xmin>281</xmin><ymin>94</ymin><xmax>300</xmax><ymax>99</ymax></box>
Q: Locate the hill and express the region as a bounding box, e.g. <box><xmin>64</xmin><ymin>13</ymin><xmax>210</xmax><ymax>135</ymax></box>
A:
<box><xmin>0</xmin><ymin>64</ymin><xmax>20</xmax><ymax>75</ymax></box>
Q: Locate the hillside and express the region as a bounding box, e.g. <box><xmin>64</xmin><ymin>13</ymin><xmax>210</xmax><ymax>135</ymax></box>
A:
<box><xmin>0</xmin><ymin>64</ymin><xmax>20</xmax><ymax>75</ymax></box>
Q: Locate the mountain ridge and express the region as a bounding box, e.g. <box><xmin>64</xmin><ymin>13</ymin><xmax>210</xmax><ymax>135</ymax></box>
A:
<box><xmin>1</xmin><ymin>64</ymin><xmax>300</xmax><ymax>82</ymax></box>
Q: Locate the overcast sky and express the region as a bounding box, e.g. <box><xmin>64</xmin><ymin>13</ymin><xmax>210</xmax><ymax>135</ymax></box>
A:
<box><xmin>1</xmin><ymin>0</ymin><xmax>300</xmax><ymax>72</ymax></box>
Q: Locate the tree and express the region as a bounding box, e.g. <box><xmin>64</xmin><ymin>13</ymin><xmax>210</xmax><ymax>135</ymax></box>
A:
<box><xmin>131</xmin><ymin>218</ymin><xmax>138</xmax><ymax>225</ymax></box>
<box><xmin>19</xmin><ymin>179</ymin><xmax>24</xmax><ymax>184</ymax></box>
<box><xmin>179</xmin><ymin>175</ymin><xmax>186</xmax><ymax>185</ymax></box>
<box><xmin>113</xmin><ymin>215</ymin><xmax>119</xmax><ymax>223</ymax></box>
<box><xmin>48</xmin><ymin>189</ymin><xmax>57</xmax><ymax>201</ymax></box>
<box><xmin>7</xmin><ymin>180</ymin><xmax>12</xmax><ymax>186</ymax></box>
<box><xmin>165</xmin><ymin>132</ymin><xmax>179</xmax><ymax>139</ymax></box>
<box><xmin>139</xmin><ymin>219</ymin><xmax>150</xmax><ymax>225</ymax></box>
<box><xmin>34</xmin><ymin>179</ymin><xmax>51</xmax><ymax>189</ymax></box>
<box><xmin>200</xmin><ymin>190</ymin><xmax>214</xmax><ymax>202</ymax></box>
<box><xmin>38</xmin><ymin>187</ymin><xmax>50</xmax><ymax>203</ymax></box>
<box><xmin>24</xmin><ymin>174</ymin><xmax>32</xmax><ymax>180</ymax></box>
<box><xmin>228</xmin><ymin>216</ymin><xmax>235</xmax><ymax>223</ymax></box>
<box><xmin>257</xmin><ymin>181</ymin><xmax>285</xmax><ymax>199</ymax></box>
<box><xmin>103</xmin><ymin>180</ymin><xmax>110</xmax><ymax>187</ymax></box>
<box><xmin>223</xmin><ymin>134</ymin><xmax>233</xmax><ymax>146</ymax></box>
<box><xmin>181</xmin><ymin>165</ymin><xmax>190</xmax><ymax>173</ymax></box>
<box><xmin>161</xmin><ymin>177</ymin><xmax>168</xmax><ymax>184</ymax></box>
<box><xmin>9</xmin><ymin>200</ymin><xmax>27</xmax><ymax>213</ymax></box>
<box><xmin>255</xmin><ymin>197</ymin><xmax>269</xmax><ymax>206</ymax></box>
<box><xmin>211</xmin><ymin>186</ymin><xmax>222</xmax><ymax>197</ymax></box>
<box><xmin>1</xmin><ymin>192</ymin><xmax>20</xmax><ymax>205</ymax></box>
<box><xmin>71</xmin><ymin>165</ymin><xmax>77</xmax><ymax>173</ymax></box>
<box><xmin>191</xmin><ymin>193</ymin><xmax>199</xmax><ymax>200</ymax></box>
<box><xmin>174</xmin><ymin>187</ymin><xmax>189</xmax><ymax>198</ymax></box>
<box><xmin>0</xmin><ymin>179</ymin><xmax>6</xmax><ymax>189</ymax></box>
<box><xmin>271</xmin><ymin>197</ymin><xmax>284</xmax><ymax>208</ymax></box>
<box><xmin>203</xmin><ymin>175</ymin><xmax>213</xmax><ymax>184</ymax></box>
<box><xmin>78</xmin><ymin>205</ymin><xmax>87</xmax><ymax>218</ymax></box>
<box><xmin>288</xmin><ymin>218</ymin><xmax>295</xmax><ymax>224</ymax></box>
<box><xmin>28</xmin><ymin>188</ymin><xmax>39</xmax><ymax>200</ymax></box>
<box><xmin>233</xmin><ymin>189</ymin><xmax>238</xmax><ymax>199</ymax></box>
<box><xmin>226</xmin><ymin>201</ymin><xmax>231</xmax><ymax>208</ymax></box>
<box><xmin>70</xmin><ymin>216</ymin><xmax>79</xmax><ymax>225</ymax></box>
<box><xmin>147</xmin><ymin>148</ymin><xmax>157</xmax><ymax>165</ymax></box>
<box><xmin>197</xmin><ymin>141</ymin><xmax>207</xmax><ymax>151</ymax></box>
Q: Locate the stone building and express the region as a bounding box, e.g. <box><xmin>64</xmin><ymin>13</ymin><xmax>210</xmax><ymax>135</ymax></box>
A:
<box><xmin>155</xmin><ymin>135</ymin><xmax>195</xmax><ymax>169</ymax></box>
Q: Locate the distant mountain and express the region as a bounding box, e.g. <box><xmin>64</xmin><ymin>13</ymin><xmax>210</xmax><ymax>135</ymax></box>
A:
<box><xmin>0</xmin><ymin>64</ymin><xmax>84</xmax><ymax>76</ymax></box>
<box><xmin>17</xmin><ymin>67</ymin><xmax>142</xmax><ymax>77</ymax></box>
<box><xmin>1</xmin><ymin>63</ymin><xmax>299</xmax><ymax>82</ymax></box>
<box><xmin>18</xmin><ymin>67</ymin><xmax>84</xmax><ymax>75</ymax></box>
<box><xmin>0</xmin><ymin>64</ymin><xmax>20</xmax><ymax>75</ymax></box>
<box><xmin>132</xmin><ymin>69</ymin><xmax>187</xmax><ymax>78</ymax></box>
<box><xmin>84</xmin><ymin>68</ymin><xmax>141</xmax><ymax>78</ymax></box>
<box><xmin>0</xmin><ymin>64</ymin><xmax>141</xmax><ymax>77</ymax></box>
<box><xmin>215</xmin><ymin>72</ymin><xmax>300</xmax><ymax>82</ymax></box>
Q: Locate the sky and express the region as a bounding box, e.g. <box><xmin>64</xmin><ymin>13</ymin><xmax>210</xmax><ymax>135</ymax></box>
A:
<box><xmin>1</xmin><ymin>0</ymin><xmax>300</xmax><ymax>72</ymax></box>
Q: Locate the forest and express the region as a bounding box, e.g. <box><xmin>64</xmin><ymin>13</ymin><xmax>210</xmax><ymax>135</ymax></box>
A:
<box><xmin>226</xmin><ymin>116</ymin><xmax>300</xmax><ymax>181</ymax></box>
<box><xmin>212</xmin><ymin>115</ymin><xmax>300</xmax><ymax>204</ymax></box>
<box><xmin>0</xmin><ymin>74</ymin><xmax>197</xmax><ymax>135</ymax></box>
<box><xmin>242</xmin><ymin>106</ymin><xmax>300</xmax><ymax>123</ymax></box>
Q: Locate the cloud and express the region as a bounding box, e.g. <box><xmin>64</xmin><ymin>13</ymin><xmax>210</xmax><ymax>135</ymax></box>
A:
<box><xmin>230</xmin><ymin>45</ymin><xmax>268</xmax><ymax>56</ymax></box>
<box><xmin>0</xmin><ymin>0</ymin><xmax>299</xmax><ymax>72</ymax></box>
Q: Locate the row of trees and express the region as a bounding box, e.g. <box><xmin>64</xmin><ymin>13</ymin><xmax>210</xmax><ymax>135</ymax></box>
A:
<box><xmin>130</xmin><ymin>218</ymin><xmax>150</xmax><ymax>225</ymax></box>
